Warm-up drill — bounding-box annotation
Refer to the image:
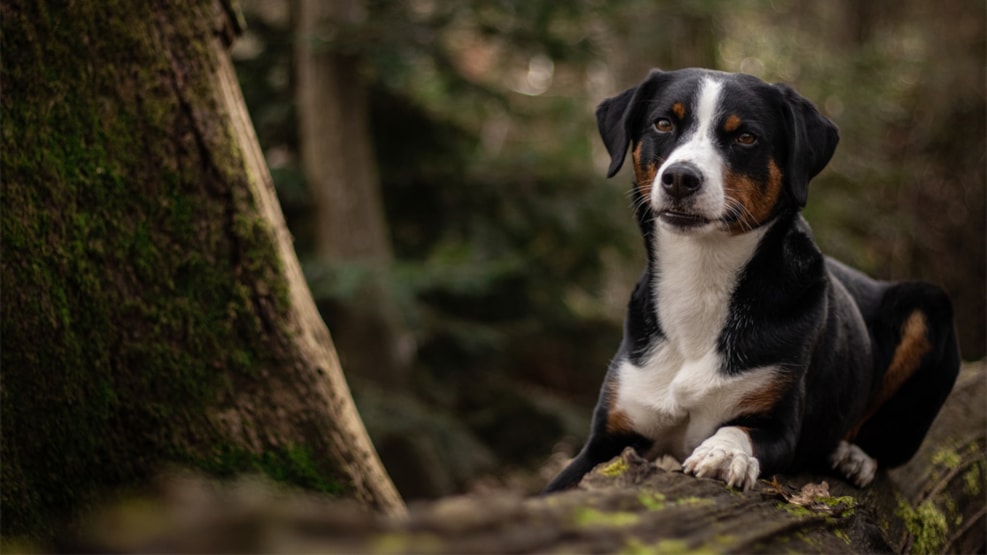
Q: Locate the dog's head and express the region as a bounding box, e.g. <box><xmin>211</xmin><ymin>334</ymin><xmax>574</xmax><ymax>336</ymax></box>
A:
<box><xmin>597</xmin><ymin>68</ymin><xmax>838</xmax><ymax>234</ymax></box>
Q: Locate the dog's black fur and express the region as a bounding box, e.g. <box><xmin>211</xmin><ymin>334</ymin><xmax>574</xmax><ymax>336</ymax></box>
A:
<box><xmin>545</xmin><ymin>68</ymin><xmax>960</xmax><ymax>493</ymax></box>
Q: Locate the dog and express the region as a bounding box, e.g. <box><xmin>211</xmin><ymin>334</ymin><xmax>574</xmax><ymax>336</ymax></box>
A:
<box><xmin>544</xmin><ymin>68</ymin><xmax>961</xmax><ymax>493</ymax></box>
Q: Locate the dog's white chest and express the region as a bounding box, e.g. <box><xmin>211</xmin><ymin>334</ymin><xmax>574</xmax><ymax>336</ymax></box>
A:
<box><xmin>614</xmin><ymin>345</ymin><xmax>777</xmax><ymax>459</ymax></box>
<box><xmin>612</xmin><ymin>226</ymin><xmax>776</xmax><ymax>459</ymax></box>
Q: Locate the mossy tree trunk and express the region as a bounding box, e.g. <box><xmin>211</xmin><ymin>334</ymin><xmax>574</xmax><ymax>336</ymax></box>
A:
<box><xmin>1</xmin><ymin>0</ymin><xmax>404</xmax><ymax>539</ymax></box>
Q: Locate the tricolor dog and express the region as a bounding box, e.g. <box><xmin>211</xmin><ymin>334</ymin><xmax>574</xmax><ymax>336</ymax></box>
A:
<box><xmin>545</xmin><ymin>68</ymin><xmax>960</xmax><ymax>493</ymax></box>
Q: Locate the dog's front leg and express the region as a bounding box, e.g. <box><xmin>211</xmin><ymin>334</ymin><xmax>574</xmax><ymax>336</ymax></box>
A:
<box><xmin>542</xmin><ymin>434</ymin><xmax>630</xmax><ymax>493</ymax></box>
<box><xmin>543</xmin><ymin>400</ymin><xmax>653</xmax><ymax>494</ymax></box>
<box><xmin>543</xmin><ymin>414</ymin><xmax>656</xmax><ymax>493</ymax></box>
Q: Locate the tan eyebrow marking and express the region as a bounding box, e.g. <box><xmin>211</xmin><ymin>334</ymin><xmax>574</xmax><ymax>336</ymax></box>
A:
<box><xmin>672</xmin><ymin>102</ymin><xmax>686</xmax><ymax>119</ymax></box>
<box><xmin>724</xmin><ymin>114</ymin><xmax>742</xmax><ymax>132</ymax></box>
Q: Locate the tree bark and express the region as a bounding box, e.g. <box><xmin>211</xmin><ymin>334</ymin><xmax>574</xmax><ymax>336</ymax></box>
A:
<box><xmin>58</xmin><ymin>361</ymin><xmax>985</xmax><ymax>554</ymax></box>
<box><xmin>1</xmin><ymin>0</ymin><xmax>404</xmax><ymax>539</ymax></box>
<box><xmin>294</xmin><ymin>0</ymin><xmax>414</xmax><ymax>388</ymax></box>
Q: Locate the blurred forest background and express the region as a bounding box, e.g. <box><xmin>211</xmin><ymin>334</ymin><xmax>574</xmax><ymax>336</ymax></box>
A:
<box><xmin>232</xmin><ymin>0</ymin><xmax>985</xmax><ymax>500</ymax></box>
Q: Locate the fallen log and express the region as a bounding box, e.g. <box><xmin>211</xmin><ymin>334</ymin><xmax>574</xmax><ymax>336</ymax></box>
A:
<box><xmin>56</xmin><ymin>361</ymin><xmax>985</xmax><ymax>554</ymax></box>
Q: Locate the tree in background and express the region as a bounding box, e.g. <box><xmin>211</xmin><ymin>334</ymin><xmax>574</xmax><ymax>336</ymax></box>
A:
<box><xmin>295</xmin><ymin>0</ymin><xmax>415</xmax><ymax>388</ymax></box>
<box><xmin>1</xmin><ymin>0</ymin><xmax>403</xmax><ymax>540</ymax></box>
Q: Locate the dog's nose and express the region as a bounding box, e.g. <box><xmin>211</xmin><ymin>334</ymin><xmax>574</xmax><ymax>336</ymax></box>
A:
<box><xmin>660</xmin><ymin>162</ymin><xmax>703</xmax><ymax>199</ymax></box>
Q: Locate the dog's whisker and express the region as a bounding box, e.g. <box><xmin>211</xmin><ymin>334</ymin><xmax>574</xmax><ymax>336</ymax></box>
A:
<box><xmin>722</xmin><ymin>192</ymin><xmax>758</xmax><ymax>232</ymax></box>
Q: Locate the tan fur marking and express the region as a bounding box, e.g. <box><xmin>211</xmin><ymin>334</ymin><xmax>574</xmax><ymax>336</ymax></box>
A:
<box><xmin>845</xmin><ymin>311</ymin><xmax>932</xmax><ymax>441</ymax></box>
<box><xmin>605</xmin><ymin>378</ymin><xmax>634</xmax><ymax>434</ymax></box>
<box><xmin>632</xmin><ymin>142</ymin><xmax>657</xmax><ymax>199</ymax></box>
<box><xmin>737</xmin><ymin>372</ymin><xmax>795</xmax><ymax>416</ymax></box>
<box><xmin>607</xmin><ymin>408</ymin><xmax>634</xmax><ymax>434</ymax></box>
<box><xmin>672</xmin><ymin>101</ymin><xmax>686</xmax><ymax>119</ymax></box>
<box><xmin>724</xmin><ymin>159</ymin><xmax>784</xmax><ymax>234</ymax></box>
<box><xmin>724</xmin><ymin>114</ymin><xmax>742</xmax><ymax>132</ymax></box>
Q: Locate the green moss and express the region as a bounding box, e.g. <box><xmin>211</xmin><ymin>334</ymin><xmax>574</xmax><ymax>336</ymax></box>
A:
<box><xmin>833</xmin><ymin>528</ymin><xmax>851</xmax><ymax>545</ymax></box>
<box><xmin>573</xmin><ymin>507</ymin><xmax>640</xmax><ymax>528</ymax></box>
<box><xmin>817</xmin><ymin>495</ymin><xmax>855</xmax><ymax>508</ymax></box>
<box><xmin>931</xmin><ymin>448</ymin><xmax>962</xmax><ymax>470</ymax></box>
<box><xmin>638</xmin><ymin>491</ymin><xmax>667</xmax><ymax>511</ymax></box>
<box><xmin>634</xmin><ymin>490</ymin><xmax>714</xmax><ymax>515</ymax></box>
<box><xmin>963</xmin><ymin>461</ymin><xmax>983</xmax><ymax>496</ymax></box>
<box><xmin>599</xmin><ymin>457</ymin><xmax>629</xmax><ymax>477</ymax></box>
<box><xmin>818</xmin><ymin>495</ymin><xmax>856</xmax><ymax>518</ymax></box>
<box><xmin>897</xmin><ymin>499</ymin><xmax>948</xmax><ymax>554</ymax></box>
<box><xmin>777</xmin><ymin>502</ymin><xmax>815</xmax><ymax>518</ymax></box>
<box><xmin>194</xmin><ymin>443</ymin><xmax>353</xmax><ymax>496</ymax></box>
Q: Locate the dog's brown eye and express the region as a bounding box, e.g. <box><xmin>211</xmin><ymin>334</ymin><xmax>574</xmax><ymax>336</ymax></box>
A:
<box><xmin>736</xmin><ymin>132</ymin><xmax>757</xmax><ymax>146</ymax></box>
<box><xmin>654</xmin><ymin>118</ymin><xmax>674</xmax><ymax>133</ymax></box>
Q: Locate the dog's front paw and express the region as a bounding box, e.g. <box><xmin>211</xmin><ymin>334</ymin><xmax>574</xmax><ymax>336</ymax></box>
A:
<box><xmin>830</xmin><ymin>440</ymin><xmax>877</xmax><ymax>488</ymax></box>
<box><xmin>683</xmin><ymin>427</ymin><xmax>759</xmax><ymax>491</ymax></box>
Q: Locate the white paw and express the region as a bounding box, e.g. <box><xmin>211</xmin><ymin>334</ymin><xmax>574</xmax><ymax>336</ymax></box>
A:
<box><xmin>683</xmin><ymin>427</ymin><xmax>760</xmax><ymax>491</ymax></box>
<box><xmin>829</xmin><ymin>440</ymin><xmax>877</xmax><ymax>488</ymax></box>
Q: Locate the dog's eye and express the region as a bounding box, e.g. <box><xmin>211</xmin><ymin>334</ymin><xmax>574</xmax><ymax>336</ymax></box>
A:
<box><xmin>654</xmin><ymin>118</ymin><xmax>675</xmax><ymax>133</ymax></box>
<box><xmin>736</xmin><ymin>132</ymin><xmax>758</xmax><ymax>146</ymax></box>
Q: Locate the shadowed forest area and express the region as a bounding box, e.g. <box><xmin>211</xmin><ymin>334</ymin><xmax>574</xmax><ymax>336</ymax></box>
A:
<box><xmin>232</xmin><ymin>0</ymin><xmax>985</xmax><ymax>500</ymax></box>
<box><xmin>1</xmin><ymin>0</ymin><xmax>984</xmax><ymax>550</ymax></box>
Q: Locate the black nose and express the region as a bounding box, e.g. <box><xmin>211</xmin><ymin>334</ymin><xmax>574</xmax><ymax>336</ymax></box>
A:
<box><xmin>660</xmin><ymin>162</ymin><xmax>703</xmax><ymax>199</ymax></box>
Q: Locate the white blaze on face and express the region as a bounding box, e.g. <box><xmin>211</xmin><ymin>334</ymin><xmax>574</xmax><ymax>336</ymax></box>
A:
<box><xmin>651</xmin><ymin>77</ymin><xmax>727</xmax><ymax>218</ymax></box>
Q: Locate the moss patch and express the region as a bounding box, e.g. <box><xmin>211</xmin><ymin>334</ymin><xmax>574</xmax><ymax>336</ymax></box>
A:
<box><xmin>638</xmin><ymin>491</ymin><xmax>667</xmax><ymax>511</ymax></box>
<box><xmin>599</xmin><ymin>457</ymin><xmax>630</xmax><ymax>477</ymax></box>
<box><xmin>931</xmin><ymin>448</ymin><xmax>962</xmax><ymax>470</ymax></box>
<box><xmin>777</xmin><ymin>502</ymin><xmax>816</xmax><ymax>518</ymax></box>
<box><xmin>897</xmin><ymin>499</ymin><xmax>948</xmax><ymax>554</ymax></box>
<box><xmin>194</xmin><ymin>444</ymin><xmax>352</xmax><ymax>496</ymax></box>
<box><xmin>963</xmin><ymin>460</ymin><xmax>983</xmax><ymax>496</ymax></box>
<box><xmin>572</xmin><ymin>507</ymin><xmax>640</xmax><ymax>528</ymax></box>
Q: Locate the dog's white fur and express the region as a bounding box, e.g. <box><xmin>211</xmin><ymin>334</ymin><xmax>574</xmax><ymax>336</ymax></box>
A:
<box><xmin>830</xmin><ymin>440</ymin><xmax>878</xmax><ymax>487</ymax></box>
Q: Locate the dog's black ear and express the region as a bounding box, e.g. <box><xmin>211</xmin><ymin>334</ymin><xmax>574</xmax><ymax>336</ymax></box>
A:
<box><xmin>596</xmin><ymin>69</ymin><xmax>667</xmax><ymax>178</ymax></box>
<box><xmin>774</xmin><ymin>83</ymin><xmax>839</xmax><ymax>207</ymax></box>
<box><xmin>596</xmin><ymin>85</ymin><xmax>638</xmax><ymax>178</ymax></box>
